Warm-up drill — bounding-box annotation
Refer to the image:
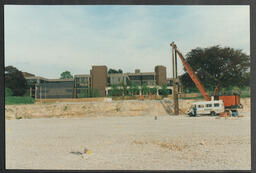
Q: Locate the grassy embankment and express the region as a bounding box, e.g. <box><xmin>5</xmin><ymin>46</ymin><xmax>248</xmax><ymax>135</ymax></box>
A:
<box><xmin>5</xmin><ymin>96</ymin><xmax>35</xmax><ymax>105</ymax></box>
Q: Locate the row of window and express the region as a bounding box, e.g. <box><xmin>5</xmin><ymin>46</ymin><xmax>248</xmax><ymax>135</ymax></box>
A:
<box><xmin>197</xmin><ymin>103</ymin><xmax>220</xmax><ymax>108</ymax></box>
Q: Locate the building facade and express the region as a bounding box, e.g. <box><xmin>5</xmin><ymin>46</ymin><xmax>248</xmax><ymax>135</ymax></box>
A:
<box><xmin>25</xmin><ymin>65</ymin><xmax>180</xmax><ymax>99</ymax></box>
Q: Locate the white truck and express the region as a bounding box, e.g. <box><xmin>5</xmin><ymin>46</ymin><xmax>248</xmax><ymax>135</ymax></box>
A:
<box><xmin>187</xmin><ymin>99</ymin><xmax>225</xmax><ymax>116</ymax></box>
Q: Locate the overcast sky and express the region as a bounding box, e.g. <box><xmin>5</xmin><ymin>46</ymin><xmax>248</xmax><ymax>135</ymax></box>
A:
<box><xmin>5</xmin><ymin>5</ymin><xmax>249</xmax><ymax>79</ymax></box>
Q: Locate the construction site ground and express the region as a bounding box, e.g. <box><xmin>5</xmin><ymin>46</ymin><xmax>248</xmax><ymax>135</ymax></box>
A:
<box><xmin>5</xmin><ymin>98</ymin><xmax>251</xmax><ymax>170</ymax></box>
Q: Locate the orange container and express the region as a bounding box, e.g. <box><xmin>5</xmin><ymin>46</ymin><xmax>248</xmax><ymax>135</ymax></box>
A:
<box><xmin>219</xmin><ymin>95</ymin><xmax>240</xmax><ymax>108</ymax></box>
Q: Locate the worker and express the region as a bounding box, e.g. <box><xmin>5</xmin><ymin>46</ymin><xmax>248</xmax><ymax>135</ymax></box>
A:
<box><xmin>193</xmin><ymin>105</ymin><xmax>197</xmax><ymax>117</ymax></box>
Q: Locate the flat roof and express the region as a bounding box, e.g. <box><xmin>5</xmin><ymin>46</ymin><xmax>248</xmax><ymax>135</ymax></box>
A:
<box><xmin>107</xmin><ymin>72</ymin><xmax>155</xmax><ymax>77</ymax></box>
<box><xmin>108</xmin><ymin>73</ymin><xmax>128</xmax><ymax>77</ymax></box>
<box><xmin>126</xmin><ymin>72</ymin><xmax>155</xmax><ymax>75</ymax></box>
<box><xmin>74</xmin><ymin>74</ymin><xmax>91</xmax><ymax>77</ymax></box>
<box><xmin>25</xmin><ymin>76</ymin><xmax>74</xmax><ymax>82</ymax></box>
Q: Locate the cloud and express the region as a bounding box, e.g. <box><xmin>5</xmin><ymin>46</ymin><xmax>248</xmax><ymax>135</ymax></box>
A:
<box><xmin>4</xmin><ymin>5</ymin><xmax>249</xmax><ymax>78</ymax></box>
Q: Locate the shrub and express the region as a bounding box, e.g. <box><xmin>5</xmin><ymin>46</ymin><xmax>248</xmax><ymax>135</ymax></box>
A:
<box><xmin>141</xmin><ymin>84</ymin><xmax>150</xmax><ymax>95</ymax></box>
<box><xmin>77</xmin><ymin>89</ymin><xmax>90</xmax><ymax>98</ymax></box>
<box><xmin>130</xmin><ymin>83</ymin><xmax>140</xmax><ymax>95</ymax></box>
<box><xmin>110</xmin><ymin>85</ymin><xmax>122</xmax><ymax>96</ymax></box>
<box><xmin>160</xmin><ymin>84</ymin><xmax>169</xmax><ymax>97</ymax></box>
<box><xmin>93</xmin><ymin>89</ymin><xmax>100</xmax><ymax>97</ymax></box>
<box><xmin>5</xmin><ymin>88</ymin><xmax>13</xmax><ymax>96</ymax></box>
<box><xmin>77</xmin><ymin>87</ymin><xmax>100</xmax><ymax>98</ymax></box>
<box><xmin>150</xmin><ymin>86</ymin><xmax>158</xmax><ymax>95</ymax></box>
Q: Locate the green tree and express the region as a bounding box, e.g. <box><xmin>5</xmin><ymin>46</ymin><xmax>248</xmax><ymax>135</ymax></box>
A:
<box><xmin>93</xmin><ymin>89</ymin><xmax>100</xmax><ymax>97</ymax></box>
<box><xmin>110</xmin><ymin>84</ymin><xmax>122</xmax><ymax>96</ymax></box>
<box><xmin>150</xmin><ymin>86</ymin><xmax>158</xmax><ymax>95</ymax></box>
<box><xmin>5</xmin><ymin>88</ymin><xmax>13</xmax><ymax>96</ymax></box>
<box><xmin>141</xmin><ymin>84</ymin><xmax>150</xmax><ymax>95</ymax></box>
<box><xmin>77</xmin><ymin>88</ymin><xmax>90</xmax><ymax>98</ymax></box>
<box><xmin>128</xmin><ymin>87</ymin><xmax>133</xmax><ymax>96</ymax></box>
<box><xmin>121</xmin><ymin>83</ymin><xmax>128</xmax><ymax>96</ymax></box>
<box><xmin>5</xmin><ymin>66</ymin><xmax>27</xmax><ymax>96</ymax></box>
<box><xmin>160</xmin><ymin>84</ymin><xmax>169</xmax><ymax>97</ymax></box>
<box><xmin>60</xmin><ymin>71</ymin><xmax>73</xmax><ymax>79</ymax></box>
<box><xmin>130</xmin><ymin>83</ymin><xmax>140</xmax><ymax>95</ymax></box>
<box><xmin>180</xmin><ymin>46</ymin><xmax>250</xmax><ymax>91</ymax></box>
<box><xmin>77</xmin><ymin>87</ymin><xmax>99</xmax><ymax>98</ymax></box>
<box><xmin>241</xmin><ymin>72</ymin><xmax>250</xmax><ymax>86</ymax></box>
<box><xmin>108</xmin><ymin>68</ymin><xmax>123</xmax><ymax>74</ymax></box>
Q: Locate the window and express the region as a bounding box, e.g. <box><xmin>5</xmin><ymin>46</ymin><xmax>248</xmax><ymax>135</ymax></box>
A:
<box><xmin>214</xmin><ymin>103</ymin><xmax>220</xmax><ymax>107</ymax></box>
<box><xmin>206</xmin><ymin>104</ymin><xmax>212</xmax><ymax>107</ymax></box>
<box><xmin>198</xmin><ymin>105</ymin><xmax>204</xmax><ymax>108</ymax></box>
<box><xmin>141</xmin><ymin>75</ymin><xmax>154</xmax><ymax>80</ymax></box>
<box><xmin>129</xmin><ymin>75</ymin><xmax>140</xmax><ymax>80</ymax></box>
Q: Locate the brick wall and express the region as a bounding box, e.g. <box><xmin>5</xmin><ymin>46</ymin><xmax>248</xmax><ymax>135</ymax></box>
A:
<box><xmin>91</xmin><ymin>66</ymin><xmax>107</xmax><ymax>97</ymax></box>
<box><xmin>155</xmin><ymin>65</ymin><xmax>167</xmax><ymax>86</ymax></box>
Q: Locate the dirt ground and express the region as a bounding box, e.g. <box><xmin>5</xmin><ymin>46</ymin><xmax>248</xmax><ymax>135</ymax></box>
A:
<box><xmin>6</xmin><ymin>112</ymin><xmax>250</xmax><ymax>170</ymax></box>
<box><xmin>5</xmin><ymin>98</ymin><xmax>251</xmax><ymax>119</ymax></box>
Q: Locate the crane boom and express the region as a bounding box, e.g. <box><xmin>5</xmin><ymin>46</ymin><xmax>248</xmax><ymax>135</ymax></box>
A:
<box><xmin>170</xmin><ymin>42</ymin><xmax>211</xmax><ymax>101</ymax></box>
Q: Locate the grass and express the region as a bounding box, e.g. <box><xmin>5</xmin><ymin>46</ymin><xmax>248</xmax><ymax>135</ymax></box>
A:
<box><xmin>5</xmin><ymin>96</ymin><xmax>35</xmax><ymax>105</ymax></box>
<box><xmin>180</xmin><ymin>96</ymin><xmax>204</xmax><ymax>100</ymax></box>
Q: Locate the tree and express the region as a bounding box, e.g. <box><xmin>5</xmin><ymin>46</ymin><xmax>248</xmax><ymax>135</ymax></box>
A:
<box><xmin>150</xmin><ymin>86</ymin><xmax>158</xmax><ymax>95</ymax></box>
<box><xmin>110</xmin><ymin>84</ymin><xmax>122</xmax><ymax>96</ymax></box>
<box><xmin>141</xmin><ymin>84</ymin><xmax>150</xmax><ymax>95</ymax></box>
<box><xmin>60</xmin><ymin>71</ymin><xmax>73</xmax><ymax>79</ymax></box>
<box><xmin>130</xmin><ymin>82</ymin><xmax>140</xmax><ymax>95</ymax></box>
<box><xmin>5</xmin><ymin>66</ymin><xmax>27</xmax><ymax>96</ymax></box>
<box><xmin>108</xmin><ymin>68</ymin><xmax>123</xmax><ymax>74</ymax></box>
<box><xmin>78</xmin><ymin>87</ymin><xmax>100</xmax><ymax>98</ymax></box>
<box><xmin>160</xmin><ymin>84</ymin><xmax>169</xmax><ymax>97</ymax></box>
<box><xmin>5</xmin><ymin>88</ymin><xmax>13</xmax><ymax>96</ymax></box>
<box><xmin>180</xmin><ymin>46</ymin><xmax>250</xmax><ymax>91</ymax></box>
<box><xmin>121</xmin><ymin>83</ymin><xmax>129</xmax><ymax>96</ymax></box>
<box><xmin>242</xmin><ymin>72</ymin><xmax>250</xmax><ymax>86</ymax></box>
<box><xmin>93</xmin><ymin>89</ymin><xmax>100</xmax><ymax>97</ymax></box>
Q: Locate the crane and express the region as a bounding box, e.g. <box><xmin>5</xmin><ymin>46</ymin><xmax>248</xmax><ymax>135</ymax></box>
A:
<box><xmin>170</xmin><ymin>42</ymin><xmax>211</xmax><ymax>101</ymax></box>
<box><xmin>170</xmin><ymin>41</ymin><xmax>242</xmax><ymax>116</ymax></box>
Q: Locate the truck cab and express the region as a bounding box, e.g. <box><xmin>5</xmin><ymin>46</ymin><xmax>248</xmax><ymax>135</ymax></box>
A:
<box><xmin>188</xmin><ymin>100</ymin><xmax>225</xmax><ymax>116</ymax></box>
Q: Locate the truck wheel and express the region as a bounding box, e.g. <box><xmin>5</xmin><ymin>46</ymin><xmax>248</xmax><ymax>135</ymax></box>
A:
<box><xmin>210</xmin><ymin>111</ymin><xmax>216</xmax><ymax>116</ymax></box>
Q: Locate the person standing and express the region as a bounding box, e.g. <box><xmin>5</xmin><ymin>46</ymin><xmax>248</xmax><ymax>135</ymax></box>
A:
<box><xmin>193</xmin><ymin>105</ymin><xmax>197</xmax><ymax>117</ymax></box>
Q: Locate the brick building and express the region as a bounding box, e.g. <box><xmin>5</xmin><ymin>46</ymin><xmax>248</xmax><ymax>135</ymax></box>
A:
<box><xmin>25</xmin><ymin>65</ymin><xmax>180</xmax><ymax>98</ymax></box>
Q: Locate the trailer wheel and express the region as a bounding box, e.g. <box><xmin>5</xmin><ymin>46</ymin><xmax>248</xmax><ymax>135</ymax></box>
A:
<box><xmin>210</xmin><ymin>111</ymin><xmax>216</xmax><ymax>116</ymax></box>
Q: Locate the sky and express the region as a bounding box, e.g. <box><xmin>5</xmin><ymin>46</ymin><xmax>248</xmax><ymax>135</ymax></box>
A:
<box><xmin>4</xmin><ymin>5</ymin><xmax>250</xmax><ymax>79</ymax></box>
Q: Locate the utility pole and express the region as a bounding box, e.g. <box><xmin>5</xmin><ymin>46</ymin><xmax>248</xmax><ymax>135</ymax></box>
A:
<box><xmin>171</xmin><ymin>42</ymin><xmax>179</xmax><ymax>115</ymax></box>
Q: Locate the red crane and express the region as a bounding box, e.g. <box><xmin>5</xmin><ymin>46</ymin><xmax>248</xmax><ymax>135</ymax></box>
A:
<box><xmin>170</xmin><ymin>42</ymin><xmax>211</xmax><ymax>101</ymax></box>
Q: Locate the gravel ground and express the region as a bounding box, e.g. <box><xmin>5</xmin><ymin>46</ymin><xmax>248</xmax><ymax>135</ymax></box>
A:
<box><xmin>6</xmin><ymin>113</ymin><xmax>251</xmax><ymax>170</ymax></box>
